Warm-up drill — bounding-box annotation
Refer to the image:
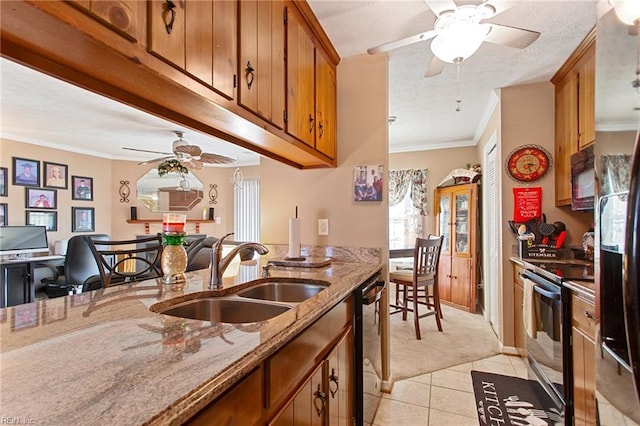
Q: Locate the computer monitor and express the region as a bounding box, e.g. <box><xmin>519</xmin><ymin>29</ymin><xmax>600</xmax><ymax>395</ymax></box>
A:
<box><xmin>0</xmin><ymin>226</ymin><xmax>49</xmax><ymax>258</ymax></box>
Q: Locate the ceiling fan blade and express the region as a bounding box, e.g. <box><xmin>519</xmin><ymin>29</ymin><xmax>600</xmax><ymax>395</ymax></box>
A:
<box><xmin>200</xmin><ymin>152</ymin><xmax>235</xmax><ymax>164</ymax></box>
<box><xmin>174</xmin><ymin>144</ymin><xmax>203</xmax><ymax>157</ymax></box>
<box><xmin>185</xmin><ymin>159</ymin><xmax>204</xmax><ymax>170</ymax></box>
<box><xmin>137</xmin><ymin>156</ymin><xmax>174</xmax><ymax>166</ymax></box>
<box><xmin>424</xmin><ymin>56</ymin><xmax>445</xmax><ymax>78</ymax></box>
<box><xmin>367</xmin><ymin>29</ymin><xmax>438</xmax><ymax>55</ymax></box>
<box><xmin>423</xmin><ymin>0</ymin><xmax>457</xmax><ymax>18</ymax></box>
<box><xmin>123</xmin><ymin>147</ymin><xmax>172</xmax><ymax>155</ymax></box>
<box><xmin>484</xmin><ymin>23</ymin><xmax>540</xmax><ymax>49</ymax></box>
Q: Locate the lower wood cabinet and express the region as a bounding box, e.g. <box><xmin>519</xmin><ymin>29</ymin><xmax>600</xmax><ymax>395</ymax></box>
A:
<box><xmin>513</xmin><ymin>264</ymin><xmax>526</xmax><ymax>357</ymax></box>
<box><xmin>571</xmin><ymin>292</ymin><xmax>596</xmax><ymax>426</ymax></box>
<box><xmin>187</xmin><ymin>295</ymin><xmax>354</xmax><ymax>424</ymax></box>
<box><xmin>270</xmin><ymin>328</ymin><xmax>353</xmax><ymax>425</ymax></box>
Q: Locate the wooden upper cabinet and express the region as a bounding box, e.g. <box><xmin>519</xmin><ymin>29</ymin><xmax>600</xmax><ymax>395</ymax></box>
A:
<box><xmin>552</xmin><ymin>29</ymin><xmax>594</xmax><ymax>207</ymax></box>
<box><xmin>286</xmin><ymin>5</ymin><xmax>315</xmax><ymax>148</ymax></box>
<box><xmin>578</xmin><ymin>45</ymin><xmax>595</xmax><ymax>150</ymax></box>
<box><xmin>238</xmin><ymin>0</ymin><xmax>285</xmax><ymax>128</ymax></box>
<box><xmin>211</xmin><ymin>0</ymin><xmax>237</xmax><ymax>100</ymax></box>
<box><xmin>315</xmin><ymin>48</ymin><xmax>336</xmax><ymax>159</ymax></box>
<box><xmin>71</xmin><ymin>0</ymin><xmax>146</xmax><ymax>42</ymax></box>
<box><xmin>148</xmin><ymin>0</ymin><xmax>185</xmax><ymax>67</ymax></box>
<box><xmin>554</xmin><ymin>75</ymin><xmax>578</xmax><ymax>206</ymax></box>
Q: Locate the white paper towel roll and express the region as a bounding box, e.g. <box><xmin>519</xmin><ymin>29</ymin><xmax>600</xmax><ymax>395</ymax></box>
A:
<box><xmin>287</xmin><ymin>218</ymin><xmax>300</xmax><ymax>258</ymax></box>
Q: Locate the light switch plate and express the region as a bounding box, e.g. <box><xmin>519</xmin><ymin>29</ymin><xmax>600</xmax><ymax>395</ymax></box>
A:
<box><xmin>318</xmin><ymin>219</ymin><xmax>329</xmax><ymax>236</ymax></box>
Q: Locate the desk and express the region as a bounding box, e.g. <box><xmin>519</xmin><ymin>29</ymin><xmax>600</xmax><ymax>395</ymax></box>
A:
<box><xmin>0</xmin><ymin>255</ymin><xmax>64</xmax><ymax>308</ymax></box>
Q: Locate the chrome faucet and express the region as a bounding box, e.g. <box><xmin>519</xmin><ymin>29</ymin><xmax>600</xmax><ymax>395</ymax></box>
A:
<box><xmin>209</xmin><ymin>232</ymin><xmax>269</xmax><ymax>289</ymax></box>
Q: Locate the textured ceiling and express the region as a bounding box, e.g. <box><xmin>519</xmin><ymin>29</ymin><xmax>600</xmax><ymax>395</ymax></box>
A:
<box><xmin>308</xmin><ymin>0</ymin><xmax>600</xmax><ymax>151</ymax></box>
<box><xmin>2</xmin><ymin>1</ymin><xmax>635</xmax><ymax>163</ymax></box>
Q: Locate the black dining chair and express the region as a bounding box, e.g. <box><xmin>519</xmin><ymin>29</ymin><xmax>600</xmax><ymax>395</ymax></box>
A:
<box><xmin>85</xmin><ymin>234</ymin><xmax>163</xmax><ymax>288</ymax></box>
<box><xmin>41</xmin><ymin>234</ymin><xmax>111</xmax><ymax>297</ymax></box>
<box><xmin>389</xmin><ymin>235</ymin><xmax>444</xmax><ymax>339</ymax></box>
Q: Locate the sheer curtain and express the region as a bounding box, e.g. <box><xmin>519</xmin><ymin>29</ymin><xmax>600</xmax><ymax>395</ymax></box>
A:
<box><xmin>389</xmin><ymin>169</ymin><xmax>429</xmax><ymax>249</ymax></box>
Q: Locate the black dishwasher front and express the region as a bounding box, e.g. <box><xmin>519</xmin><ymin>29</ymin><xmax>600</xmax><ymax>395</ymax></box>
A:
<box><xmin>354</xmin><ymin>272</ymin><xmax>385</xmax><ymax>425</ymax></box>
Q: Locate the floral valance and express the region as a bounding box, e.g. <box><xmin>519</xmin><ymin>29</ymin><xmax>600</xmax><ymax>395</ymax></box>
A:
<box><xmin>389</xmin><ymin>169</ymin><xmax>429</xmax><ymax>215</ymax></box>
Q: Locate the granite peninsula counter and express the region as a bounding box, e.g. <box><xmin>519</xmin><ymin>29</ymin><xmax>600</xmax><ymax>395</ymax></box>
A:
<box><xmin>0</xmin><ymin>259</ymin><xmax>382</xmax><ymax>425</ymax></box>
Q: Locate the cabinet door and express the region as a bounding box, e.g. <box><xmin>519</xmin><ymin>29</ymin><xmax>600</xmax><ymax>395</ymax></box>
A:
<box><xmin>453</xmin><ymin>188</ymin><xmax>471</xmax><ymax>257</ymax></box>
<box><xmin>572</xmin><ymin>326</ymin><xmax>596</xmax><ymax>426</ymax></box>
<box><xmin>270</xmin><ymin>363</ymin><xmax>325</xmax><ymax>426</ymax></box>
<box><xmin>188</xmin><ymin>367</ymin><xmax>263</xmax><ymax>425</ymax></box>
<box><xmin>327</xmin><ymin>329</ymin><xmax>353</xmax><ymax>426</ymax></box>
<box><xmin>437</xmin><ymin>255</ymin><xmax>452</xmax><ymax>303</ymax></box>
<box><xmin>148</xmin><ymin>0</ymin><xmax>185</xmax><ymax>67</ymax></box>
<box><xmin>578</xmin><ymin>47</ymin><xmax>595</xmax><ymax>150</ymax></box>
<box><xmin>514</xmin><ymin>278</ymin><xmax>525</xmax><ymax>356</ymax></box>
<box><xmin>184</xmin><ymin>0</ymin><xmax>236</xmax><ymax>99</ymax></box>
<box><xmin>315</xmin><ymin>48</ymin><xmax>336</xmax><ymax>159</ymax></box>
<box><xmin>436</xmin><ymin>192</ymin><xmax>452</xmax><ymax>255</ymax></box>
<box><xmin>239</xmin><ymin>0</ymin><xmax>285</xmax><ymax>127</ymax></box>
<box><xmin>450</xmin><ymin>257</ymin><xmax>472</xmax><ymax>309</ymax></box>
<box><xmin>87</xmin><ymin>0</ymin><xmax>146</xmax><ymax>42</ymax></box>
<box><xmin>554</xmin><ymin>75</ymin><xmax>578</xmax><ymax>206</ymax></box>
<box><xmin>286</xmin><ymin>5</ymin><xmax>315</xmax><ymax>147</ymax></box>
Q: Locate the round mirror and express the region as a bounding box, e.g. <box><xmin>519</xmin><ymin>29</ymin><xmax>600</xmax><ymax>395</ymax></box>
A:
<box><xmin>136</xmin><ymin>169</ymin><xmax>204</xmax><ymax>212</ymax></box>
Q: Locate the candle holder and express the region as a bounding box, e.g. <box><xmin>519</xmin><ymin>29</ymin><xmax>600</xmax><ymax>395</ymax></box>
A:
<box><xmin>161</xmin><ymin>213</ymin><xmax>187</xmax><ymax>284</ymax></box>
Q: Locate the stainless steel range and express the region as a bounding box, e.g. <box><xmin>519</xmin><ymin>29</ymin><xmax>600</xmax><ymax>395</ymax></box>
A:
<box><xmin>520</xmin><ymin>263</ymin><xmax>576</xmax><ymax>425</ymax></box>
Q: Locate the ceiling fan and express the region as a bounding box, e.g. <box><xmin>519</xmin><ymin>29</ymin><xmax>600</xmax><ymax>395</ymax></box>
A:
<box><xmin>123</xmin><ymin>131</ymin><xmax>235</xmax><ymax>169</ymax></box>
<box><xmin>367</xmin><ymin>0</ymin><xmax>540</xmax><ymax>78</ymax></box>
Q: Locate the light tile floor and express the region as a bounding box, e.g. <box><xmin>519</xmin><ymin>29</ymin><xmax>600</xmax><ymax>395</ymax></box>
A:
<box><xmin>372</xmin><ymin>354</ymin><xmax>529</xmax><ymax>425</ymax></box>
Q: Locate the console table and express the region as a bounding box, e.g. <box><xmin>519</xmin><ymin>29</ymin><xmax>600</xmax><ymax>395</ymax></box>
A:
<box><xmin>0</xmin><ymin>255</ymin><xmax>65</xmax><ymax>308</ymax></box>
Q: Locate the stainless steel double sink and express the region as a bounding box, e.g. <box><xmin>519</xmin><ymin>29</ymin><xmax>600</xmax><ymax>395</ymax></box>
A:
<box><xmin>151</xmin><ymin>279</ymin><xmax>330</xmax><ymax>324</ymax></box>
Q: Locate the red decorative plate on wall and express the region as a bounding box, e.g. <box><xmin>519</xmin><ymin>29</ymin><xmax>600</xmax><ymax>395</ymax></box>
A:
<box><xmin>505</xmin><ymin>145</ymin><xmax>553</xmax><ymax>182</ymax></box>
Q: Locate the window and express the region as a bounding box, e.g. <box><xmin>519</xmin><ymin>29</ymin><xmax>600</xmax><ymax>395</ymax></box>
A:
<box><xmin>389</xmin><ymin>190</ymin><xmax>422</xmax><ymax>249</ymax></box>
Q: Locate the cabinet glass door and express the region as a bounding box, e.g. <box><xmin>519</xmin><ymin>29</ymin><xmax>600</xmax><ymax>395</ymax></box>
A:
<box><xmin>438</xmin><ymin>195</ymin><xmax>451</xmax><ymax>254</ymax></box>
<box><xmin>454</xmin><ymin>192</ymin><xmax>470</xmax><ymax>255</ymax></box>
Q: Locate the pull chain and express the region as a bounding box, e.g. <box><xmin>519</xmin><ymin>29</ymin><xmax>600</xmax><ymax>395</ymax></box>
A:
<box><xmin>455</xmin><ymin>57</ymin><xmax>462</xmax><ymax>112</ymax></box>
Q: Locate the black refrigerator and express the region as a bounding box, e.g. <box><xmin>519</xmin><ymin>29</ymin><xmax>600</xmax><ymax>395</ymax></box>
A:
<box><xmin>594</xmin><ymin>6</ymin><xmax>640</xmax><ymax>425</ymax></box>
<box><xmin>596</xmin><ymin>132</ymin><xmax>640</xmax><ymax>426</ymax></box>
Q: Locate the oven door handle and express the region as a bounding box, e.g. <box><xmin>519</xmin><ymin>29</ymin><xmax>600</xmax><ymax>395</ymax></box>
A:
<box><xmin>533</xmin><ymin>283</ymin><xmax>561</xmax><ymax>300</ymax></box>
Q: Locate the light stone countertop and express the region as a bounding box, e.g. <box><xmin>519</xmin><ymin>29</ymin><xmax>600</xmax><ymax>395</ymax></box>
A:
<box><xmin>0</xmin><ymin>259</ymin><xmax>382</xmax><ymax>425</ymax></box>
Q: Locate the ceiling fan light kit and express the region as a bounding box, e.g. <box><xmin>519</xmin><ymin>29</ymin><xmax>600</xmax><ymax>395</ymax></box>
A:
<box><xmin>430</xmin><ymin>4</ymin><xmax>493</xmax><ymax>63</ymax></box>
<box><xmin>610</xmin><ymin>0</ymin><xmax>640</xmax><ymax>26</ymax></box>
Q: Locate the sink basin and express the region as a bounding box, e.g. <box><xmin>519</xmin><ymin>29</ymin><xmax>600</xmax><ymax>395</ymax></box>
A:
<box><xmin>237</xmin><ymin>281</ymin><xmax>329</xmax><ymax>303</ymax></box>
<box><xmin>158</xmin><ymin>298</ymin><xmax>290</xmax><ymax>323</ymax></box>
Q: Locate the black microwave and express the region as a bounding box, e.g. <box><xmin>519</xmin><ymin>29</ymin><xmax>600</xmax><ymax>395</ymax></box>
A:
<box><xmin>571</xmin><ymin>145</ymin><xmax>595</xmax><ymax>211</ymax></box>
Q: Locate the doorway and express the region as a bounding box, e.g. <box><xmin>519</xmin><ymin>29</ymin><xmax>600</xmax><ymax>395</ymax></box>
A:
<box><xmin>482</xmin><ymin>132</ymin><xmax>500</xmax><ymax>334</ymax></box>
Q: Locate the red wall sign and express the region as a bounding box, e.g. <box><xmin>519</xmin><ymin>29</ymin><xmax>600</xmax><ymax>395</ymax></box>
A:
<box><xmin>513</xmin><ymin>187</ymin><xmax>542</xmax><ymax>222</ymax></box>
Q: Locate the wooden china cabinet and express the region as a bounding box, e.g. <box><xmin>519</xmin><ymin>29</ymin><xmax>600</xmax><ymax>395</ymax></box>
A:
<box><xmin>434</xmin><ymin>183</ymin><xmax>480</xmax><ymax>313</ymax></box>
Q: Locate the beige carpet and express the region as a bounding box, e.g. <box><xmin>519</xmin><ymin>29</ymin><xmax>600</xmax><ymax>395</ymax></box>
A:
<box><xmin>388</xmin><ymin>303</ymin><xmax>500</xmax><ymax>381</ymax></box>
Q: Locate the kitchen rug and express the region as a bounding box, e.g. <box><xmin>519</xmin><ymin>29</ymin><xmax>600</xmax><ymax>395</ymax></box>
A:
<box><xmin>471</xmin><ymin>370</ymin><xmax>563</xmax><ymax>426</ymax></box>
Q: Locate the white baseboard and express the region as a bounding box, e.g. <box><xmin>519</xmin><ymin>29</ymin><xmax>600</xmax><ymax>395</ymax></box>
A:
<box><xmin>500</xmin><ymin>344</ymin><xmax>519</xmax><ymax>356</ymax></box>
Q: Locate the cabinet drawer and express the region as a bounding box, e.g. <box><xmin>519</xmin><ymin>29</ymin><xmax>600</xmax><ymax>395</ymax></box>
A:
<box><xmin>267</xmin><ymin>297</ymin><xmax>351</xmax><ymax>408</ymax></box>
<box><xmin>572</xmin><ymin>293</ymin><xmax>595</xmax><ymax>338</ymax></box>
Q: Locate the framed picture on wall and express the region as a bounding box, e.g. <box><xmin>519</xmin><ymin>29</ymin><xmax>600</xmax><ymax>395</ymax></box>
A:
<box><xmin>43</xmin><ymin>162</ymin><xmax>68</xmax><ymax>189</ymax></box>
<box><xmin>26</xmin><ymin>210</ymin><xmax>57</xmax><ymax>232</ymax></box>
<box><xmin>12</xmin><ymin>157</ymin><xmax>40</xmax><ymax>187</ymax></box>
<box><xmin>72</xmin><ymin>207</ymin><xmax>94</xmax><ymax>232</ymax></box>
<box><xmin>0</xmin><ymin>203</ymin><xmax>7</xmax><ymax>226</ymax></box>
<box><xmin>72</xmin><ymin>176</ymin><xmax>93</xmax><ymax>201</ymax></box>
<box><xmin>0</xmin><ymin>167</ymin><xmax>7</xmax><ymax>196</ymax></box>
<box><xmin>25</xmin><ymin>187</ymin><xmax>57</xmax><ymax>209</ymax></box>
<box><xmin>354</xmin><ymin>165</ymin><xmax>384</xmax><ymax>202</ymax></box>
